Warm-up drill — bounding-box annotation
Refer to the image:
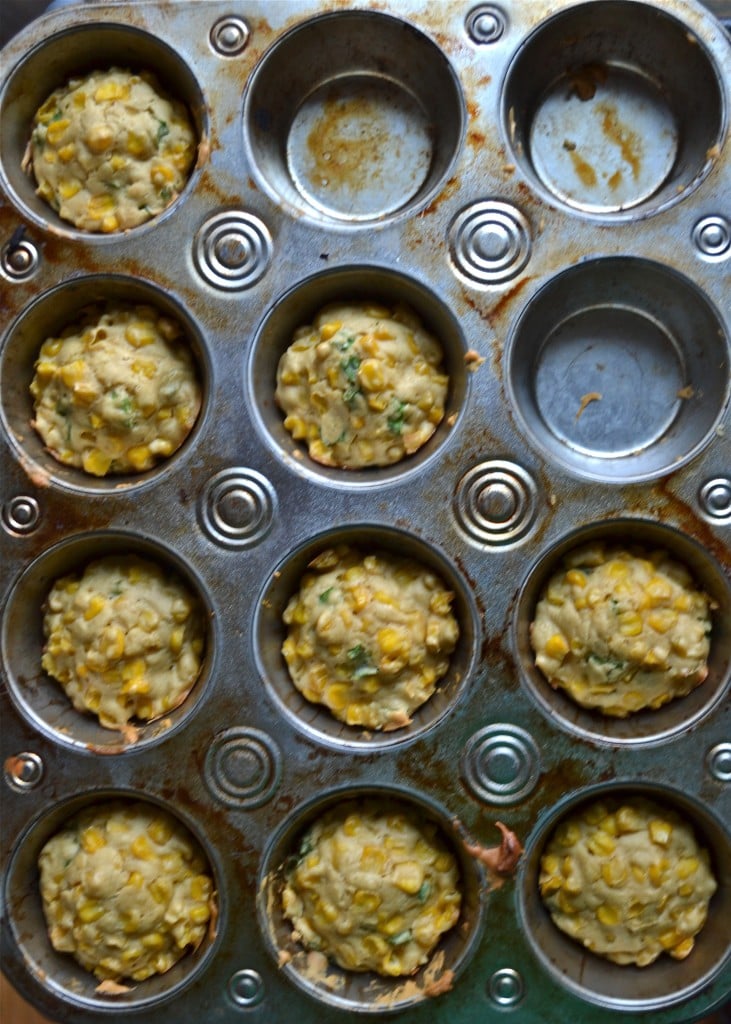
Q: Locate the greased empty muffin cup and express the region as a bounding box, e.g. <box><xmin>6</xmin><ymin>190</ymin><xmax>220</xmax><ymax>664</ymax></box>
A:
<box><xmin>0</xmin><ymin>23</ymin><xmax>205</xmax><ymax>235</ymax></box>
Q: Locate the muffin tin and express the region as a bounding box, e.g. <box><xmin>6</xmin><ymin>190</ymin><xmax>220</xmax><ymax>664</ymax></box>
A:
<box><xmin>1</xmin><ymin>1</ymin><xmax>729</xmax><ymax>1022</ymax></box>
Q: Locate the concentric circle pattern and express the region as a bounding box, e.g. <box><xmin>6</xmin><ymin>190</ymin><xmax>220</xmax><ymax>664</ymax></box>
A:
<box><xmin>465</xmin><ymin>6</ymin><xmax>507</xmax><ymax>44</ymax></box>
<box><xmin>488</xmin><ymin>968</ymin><xmax>525</xmax><ymax>1007</ymax></box>
<box><xmin>204</xmin><ymin>728</ymin><xmax>281</xmax><ymax>809</ymax></box>
<box><xmin>3</xmin><ymin>751</ymin><xmax>44</xmax><ymax>791</ymax></box>
<box><xmin>210</xmin><ymin>17</ymin><xmax>250</xmax><ymax>56</ymax></box>
<box><xmin>194</xmin><ymin>212</ymin><xmax>272</xmax><ymax>290</ymax></box>
<box><xmin>227</xmin><ymin>969</ymin><xmax>265</xmax><ymax>1007</ymax></box>
<box><xmin>692</xmin><ymin>215</ymin><xmax>731</xmax><ymax>262</ymax></box>
<box><xmin>454</xmin><ymin>461</ymin><xmax>537</xmax><ymax>546</ymax></box>
<box><xmin>449</xmin><ymin>201</ymin><xmax>531</xmax><ymax>285</ymax></box>
<box><xmin>199</xmin><ymin>468</ymin><xmax>276</xmax><ymax>548</ymax></box>
<box><xmin>2</xmin><ymin>496</ymin><xmax>40</xmax><ymax>536</ymax></box>
<box><xmin>461</xmin><ymin>724</ymin><xmax>541</xmax><ymax>804</ymax></box>
<box><xmin>698</xmin><ymin>477</ymin><xmax>731</xmax><ymax>523</ymax></box>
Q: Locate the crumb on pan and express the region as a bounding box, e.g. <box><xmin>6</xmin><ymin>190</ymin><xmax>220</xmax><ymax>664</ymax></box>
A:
<box><xmin>575</xmin><ymin>391</ymin><xmax>602</xmax><ymax>420</ymax></box>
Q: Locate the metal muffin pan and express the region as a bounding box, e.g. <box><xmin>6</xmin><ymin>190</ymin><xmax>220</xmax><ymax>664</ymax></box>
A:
<box><xmin>0</xmin><ymin>2</ymin><xmax>729</xmax><ymax>1023</ymax></box>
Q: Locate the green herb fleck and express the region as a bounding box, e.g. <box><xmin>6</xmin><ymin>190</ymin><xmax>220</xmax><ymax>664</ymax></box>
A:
<box><xmin>387</xmin><ymin>400</ymin><xmax>407</xmax><ymax>434</ymax></box>
<box><xmin>335</xmin><ymin>334</ymin><xmax>356</xmax><ymax>352</ymax></box>
<box><xmin>417</xmin><ymin>880</ymin><xmax>431</xmax><ymax>903</ymax></box>
<box><xmin>587</xmin><ymin>653</ymin><xmax>627</xmax><ymax>682</ymax></box>
<box><xmin>319</xmin><ymin>587</ymin><xmax>334</xmax><ymax>603</ymax></box>
<box><xmin>342</xmin><ymin>383</ymin><xmax>361</xmax><ymax>404</ymax></box>
<box><xmin>341</xmin><ymin>354</ymin><xmax>360</xmax><ymax>383</ymax></box>
<box><xmin>55</xmin><ymin>399</ymin><xmax>70</xmax><ymax>416</ymax></box>
<box><xmin>298</xmin><ymin>834</ymin><xmax>314</xmax><ymax>860</ymax></box>
<box><xmin>50</xmin><ymin>109</ymin><xmax>63</xmax><ymax>122</ymax></box>
<box><xmin>159</xmin><ymin>185</ymin><xmax>173</xmax><ymax>201</ymax></box>
<box><xmin>389</xmin><ymin>929</ymin><xmax>413</xmax><ymax>946</ymax></box>
<box><xmin>156</xmin><ymin>120</ymin><xmax>170</xmax><ymax>144</ymax></box>
<box><xmin>347</xmin><ymin>644</ymin><xmax>378</xmax><ymax>679</ymax></box>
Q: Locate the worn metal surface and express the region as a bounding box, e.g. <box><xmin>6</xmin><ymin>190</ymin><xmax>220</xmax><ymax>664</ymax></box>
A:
<box><xmin>0</xmin><ymin>2</ymin><xmax>729</xmax><ymax>1022</ymax></box>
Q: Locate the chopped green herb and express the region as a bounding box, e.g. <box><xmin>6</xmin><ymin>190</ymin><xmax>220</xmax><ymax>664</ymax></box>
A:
<box><xmin>298</xmin><ymin>834</ymin><xmax>314</xmax><ymax>859</ymax></box>
<box><xmin>159</xmin><ymin>185</ymin><xmax>173</xmax><ymax>201</ymax></box>
<box><xmin>156</xmin><ymin>120</ymin><xmax>170</xmax><ymax>144</ymax></box>
<box><xmin>417</xmin><ymin>880</ymin><xmax>431</xmax><ymax>903</ymax></box>
<box><xmin>55</xmin><ymin>399</ymin><xmax>70</xmax><ymax>416</ymax></box>
<box><xmin>50</xmin><ymin>109</ymin><xmax>63</xmax><ymax>122</ymax></box>
<box><xmin>110</xmin><ymin>581</ymin><xmax>124</xmax><ymax>597</ymax></box>
<box><xmin>319</xmin><ymin>587</ymin><xmax>334</xmax><ymax>603</ymax></box>
<box><xmin>342</xmin><ymin>383</ymin><xmax>361</xmax><ymax>404</ymax></box>
<box><xmin>341</xmin><ymin>354</ymin><xmax>361</xmax><ymax>383</ymax></box>
<box><xmin>587</xmin><ymin>653</ymin><xmax>627</xmax><ymax>681</ymax></box>
<box><xmin>335</xmin><ymin>334</ymin><xmax>356</xmax><ymax>352</ymax></box>
<box><xmin>389</xmin><ymin>929</ymin><xmax>413</xmax><ymax>946</ymax></box>
<box><xmin>347</xmin><ymin>644</ymin><xmax>378</xmax><ymax>679</ymax></box>
<box><xmin>387</xmin><ymin>400</ymin><xmax>407</xmax><ymax>434</ymax></box>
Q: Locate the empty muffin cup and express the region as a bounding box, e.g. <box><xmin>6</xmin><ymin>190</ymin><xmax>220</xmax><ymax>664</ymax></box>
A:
<box><xmin>505</xmin><ymin>257</ymin><xmax>729</xmax><ymax>482</ymax></box>
<box><xmin>501</xmin><ymin>0</ymin><xmax>726</xmax><ymax>217</ymax></box>
<box><xmin>243</xmin><ymin>10</ymin><xmax>464</xmax><ymax>224</ymax></box>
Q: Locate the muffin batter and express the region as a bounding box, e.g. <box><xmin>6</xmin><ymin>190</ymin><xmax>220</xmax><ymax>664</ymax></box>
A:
<box><xmin>275</xmin><ymin>301</ymin><xmax>448</xmax><ymax>468</ymax></box>
<box><xmin>282</xmin><ymin>800</ymin><xmax>462</xmax><ymax>976</ymax></box>
<box><xmin>31</xmin><ymin>302</ymin><xmax>201</xmax><ymax>476</ymax></box>
<box><xmin>42</xmin><ymin>554</ymin><xmax>205</xmax><ymax>731</ymax></box>
<box><xmin>539</xmin><ymin>795</ymin><xmax>717</xmax><ymax>966</ymax></box>
<box><xmin>531</xmin><ymin>543</ymin><xmax>711</xmax><ymax>715</ymax></box>
<box><xmin>39</xmin><ymin>801</ymin><xmax>214</xmax><ymax>982</ymax></box>
<box><xmin>282</xmin><ymin>545</ymin><xmax>459</xmax><ymax>730</ymax></box>
<box><xmin>27</xmin><ymin>67</ymin><xmax>196</xmax><ymax>232</ymax></box>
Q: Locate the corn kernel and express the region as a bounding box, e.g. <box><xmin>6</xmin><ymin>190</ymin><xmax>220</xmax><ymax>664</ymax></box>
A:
<box><xmin>46</xmin><ymin>118</ymin><xmax>71</xmax><ymax>145</ymax></box>
<box><xmin>127</xmin><ymin>445</ymin><xmax>152</xmax><ymax>471</ymax></box>
<box><xmin>325</xmin><ymin>683</ymin><xmax>349</xmax><ymax>711</ymax></box>
<box><xmin>131</xmin><ymin>835</ymin><xmax>152</xmax><ymax>859</ymax></box>
<box><xmin>676</xmin><ymin>857</ymin><xmax>699</xmax><ymax>880</ymax></box>
<box><xmin>649</xmin><ymin>820</ymin><xmax>672</xmax><ymax>846</ymax></box>
<box><xmin>127</xmin><ymin>871</ymin><xmax>145</xmax><ymax>888</ymax></box>
<box><xmin>319</xmin><ymin>321</ymin><xmax>342</xmax><ymax>341</ymax></box>
<box><xmin>95</xmin><ymin>81</ymin><xmax>131</xmax><ymax>102</ymax></box>
<box><xmin>545</xmin><ymin>633</ymin><xmax>569</xmax><ymax>659</ymax></box>
<box><xmin>393</xmin><ymin>861</ymin><xmax>424</xmax><ymax>895</ymax></box>
<box><xmin>619</xmin><ymin>611</ymin><xmax>643</xmax><ymax>636</ymax></box>
<box><xmin>596</xmin><ymin>903</ymin><xmax>621</xmax><ymax>926</ymax></box>
<box><xmin>78</xmin><ymin>901</ymin><xmax>104</xmax><ymax>923</ymax></box>
<box><xmin>189</xmin><ymin>905</ymin><xmax>210</xmax><ymax>925</ymax></box>
<box><xmin>84</xmin><ymin>594</ymin><xmax>106</xmax><ymax>620</ymax></box>
<box><xmin>565</xmin><ymin>569</ymin><xmax>587</xmax><ymax>587</ymax></box>
<box><xmin>85</xmin><ymin>125</ymin><xmax>114</xmax><ymax>153</ymax></box>
<box><xmin>81</xmin><ymin>826</ymin><xmax>106</xmax><ymax>853</ymax></box>
<box><xmin>672</xmin><ymin>937</ymin><xmax>695</xmax><ymax>959</ymax></box>
<box><xmin>648</xmin><ymin>610</ymin><xmax>677</xmax><ymax>634</ymax></box>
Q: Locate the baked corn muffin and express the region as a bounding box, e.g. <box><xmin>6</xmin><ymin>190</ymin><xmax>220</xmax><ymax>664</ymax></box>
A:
<box><xmin>30</xmin><ymin>302</ymin><xmax>201</xmax><ymax>476</ymax></box>
<box><xmin>41</xmin><ymin>554</ymin><xmax>205</xmax><ymax>732</ymax></box>
<box><xmin>282</xmin><ymin>801</ymin><xmax>462</xmax><ymax>976</ymax></box>
<box><xmin>39</xmin><ymin>801</ymin><xmax>214</xmax><ymax>983</ymax></box>
<box><xmin>530</xmin><ymin>544</ymin><xmax>712</xmax><ymax>716</ymax></box>
<box><xmin>275</xmin><ymin>301</ymin><xmax>449</xmax><ymax>468</ymax></box>
<box><xmin>282</xmin><ymin>545</ymin><xmax>459</xmax><ymax>730</ymax></box>
<box><xmin>539</xmin><ymin>795</ymin><xmax>717</xmax><ymax>966</ymax></box>
<box><xmin>26</xmin><ymin>67</ymin><xmax>196</xmax><ymax>232</ymax></box>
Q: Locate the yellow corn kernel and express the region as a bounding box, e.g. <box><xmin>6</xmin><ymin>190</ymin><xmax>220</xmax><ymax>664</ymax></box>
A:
<box><xmin>659</xmin><ymin>930</ymin><xmax>680</xmax><ymax>950</ymax></box>
<box><xmin>380</xmin><ymin>915</ymin><xmax>406</xmax><ymax>937</ymax></box>
<box><xmin>555</xmin><ymin>890</ymin><xmax>577</xmax><ymax>915</ymax></box>
<box><xmin>121</xmin><ymin>676</ymin><xmax>150</xmax><ymax>696</ymax></box>
<box><xmin>189</xmin><ymin>905</ymin><xmax>210</xmax><ymax>925</ymax></box>
<box><xmin>131</xmin><ymin>358</ymin><xmax>157</xmax><ymax>379</ymax></box>
<box><xmin>673</xmin><ymin>593</ymin><xmax>692</xmax><ymax>612</ymax></box>
<box><xmin>124</xmin><ymin>323</ymin><xmax>154</xmax><ymax>352</ymax></box>
<box><xmin>676</xmin><ymin>857</ymin><xmax>699</xmax><ymax>880</ymax></box>
<box><xmin>190</xmin><ymin>875</ymin><xmax>210</xmax><ymax>901</ymax></box>
<box><xmin>319</xmin><ymin>321</ymin><xmax>342</xmax><ymax>341</ymax></box>
<box><xmin>596</xmin><ymin>903</ymin><xmax>621</xmax><ymax>927</ymax></box>
<box><xmin>545</xmin><ymin>633</ymin><xmax>569</xmax><ymax>659</ymax></box>
<box><xmin>101</xmin><ymin>214</ymin><xmax>119</xmax><ymax>234</ymax></box>
<box><xmin>142</xmin><ymin>932</ymin><xmax>166</xmax><ymax>950</ymax></box>
<box><xmin>316</xmin><ymin>900</ymin><xmax>338</xmax><ymax>924</ymax></box>
<box><xmin>41</xmin><ymin>337</ymin><xmax>63</xmax><ymax>357</ymax></box>
<box><xmin>46</xmin><ymin>118</ymin><xmax>71</xmax><ymax>145</ymax></box>
<box><xmin>377</xmin><ymin>627</ymin><xmax>406</xmax><ymax>657</ymax></box>
<box><xmin>78</xmin><ymin>901</ymin><xmax>104</xmax><ymax>923</ymax></box>
<box><xmin>325</xmin><ymin>683</ymin><xmax>349</xmax><ymax>711</ymax></box>
<box><xmin>105</xmin><ymin>628</ymin><xmax>125</xmax><ymax>659</ymax></box>
<box><xmin>360</xmin><ymin>845</ymin><xmax>385</xmax><ymax>871</ymax></box>
<box><xmin>343</xmin><ymin>815</ymin><xmax>360</xmax><ymax>837</ymax></box>
<box><xmin>127</xmin><ymin>871</ymin><xmax>145</xmax><ymax>888</ymax></box>
<box><xmin>601</xmin><ymin>859</ymin><xmax>627</xmax><ymax>887</ymax></box>
<box><xmin>374</xmin><ymin>326</ymin><xmax>395</xmax><ymax>340</ymax></box>
<box><xmin>649</xmin><ymin>820</ymin><xmax>672</xmax><ymax>846</ymax></box>
<box><xmin>84</xmin><ymin>594</ymin><xmax>106</xmax><ymax>620</ymax></box>
<box><xmin>540</xmin><ymin>873</ymin><xmax>562</xmax><ymax>896</ymax></box>
<box><xmin>649</xmin><ymin>859</ymin><xmax>669</xmax><ymax>887</ymax></box>
<box><xmin>60</xmin><ymin>359</ymin><xmax>86</xmax><ymax>387</ymax></box>
<box><xmin>95</xmin><ymin>81</ymin><xmax>130</xmax><ymax>102</ymax></box>
<box><xmin>565</xmin><ymin>569</ymin><xmax>587</xmax><ymax>588</ymax></box>
<box><xmin>87</xmin><ymin>193</ymin><xmax>115</xmax><ymax>217</ymax></box>
<box><xmin>57</xmin><ymin>143</ymin><xmax>76</xmax><ymax>163</ymax></box>
<box><xmin>546</xmin><ymin>585</ymin><xmax>565</xmax><ymax>607</ymax></box>
<box><xmin>678</xmin><ymin>882</ymin><xmax>694</xmax><ymax>897</ymax></box>
<box><xmin>542</xmin><ymin>854</ymin><xmax>560</xmax><ymax>875</ymax></box>
<box><xmin>85</xmin><ymin>689</ymin><xmax>101</xmax><ymax>712</ymax></box>
<box><xmin>81</xmin><ymin>826</ymin><xmax>106</xmax><ymax>852</ymax></box>
<box><xmin>393</xmin><ymin>861</ymin><xmax>424</xmax><ymax>895</ymax></box>
<box><xmin>85</xmin><ymin>125</ymin><xmax>114</xmax><ymax>153</ymax></box>
<box><xmin>131</xmin><ymin>835</ymin><xmax>153</xmax><ymax>860</ymax></box>
<box><xmin>671</xmin><ymin>937</ymin><xmax>695</xmax><ymax>960</ymax></box>
<box><xmin>434</xmin><ymin>852</ymin><xmax>453</xmax><ymax>873</ymax></box>
<box><xmin>34</xmin><ymin>360</ymin><xmax>56</xmax><ymax>380</ymax></box>
<box><xmin>122</xmin><ymin>658</ymin><xmax>146</xmax><ymax>681</ymax></box>
<box><xmin>127</xmin><ymin>445</ymin><xmax>152</xmax><ymax>471</ymax></box>
<box><xmin>646</xmin><ymin>576</ymin><xmax>672</xmax><ymax>605</ymax></box>
<box><xmin>283</xmin><ymin>414</ymin><xmax>306</xmax><ymax>438</ymax></box>
<box><xmin>169</xmin><ymin>627</ymin><xmax>185</xmax><ymax>656</ymax></box>
<box><xmin>619</xmin><ymin>611</ymin><xmax>643</xmax><ymax>636</ymax></box>
<box><xmin>366</xmin><ymin>304</ymin><xmax>390</xmax><ymax>318</ymax></box>
<box><xmin>151</xmin><ymin>162</ymin><xmax>176</xmax><ymax>187</ymax></box>
<box><xmin>648</xmin><ymin>610</ymin><xmax>677</xmax><ymax>634</ymax></box>
<box><xmin>358</xmin><ymin>358</ymin><xmax>384</xmax><ymax>392</ymax></box>
<box><xmin>587</xmin><ymin>831</ymin><xmax>616</xmax><ymax>856</ymax></box>
<box><xmin>150</xmin><ymin>878</ymin><xmax>172</xmax><ymax>904</ymax></box>
<box><xmin>631</xmin><ymin>864</ymin><xmax>646</xmax><ymax>883</ymax></box>
<box><xmin>362</xmin><ymin>934</ymin><xmax>388</xmax><ymax>957</ymax></box>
